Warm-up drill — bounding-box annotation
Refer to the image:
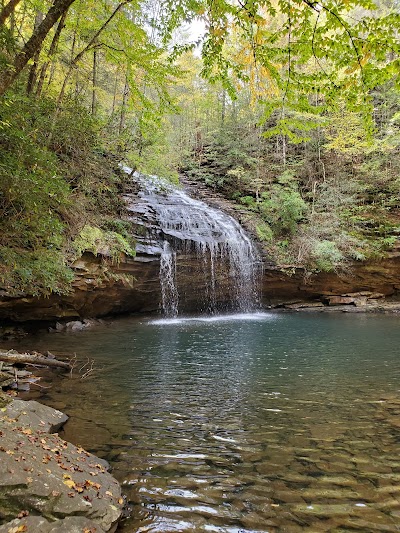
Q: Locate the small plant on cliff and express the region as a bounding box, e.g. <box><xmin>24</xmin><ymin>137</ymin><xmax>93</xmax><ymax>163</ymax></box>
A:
<box><xmin>72</xmin><ymin>226</ymin><xmax>135</xmax><ymax>264</ymax></box>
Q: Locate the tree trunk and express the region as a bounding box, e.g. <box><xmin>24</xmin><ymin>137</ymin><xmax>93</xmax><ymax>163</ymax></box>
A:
<box><xmin>91</xmin><ymin>48</ymin><xmax>97</xmax><ymax>115</ymax></box>
<box><xmin>119</xmin><ymin>71</ymin><xmax>129</xmax><ymax>134</ymax></box>
<box><xmin>36</xmin><ymin>9</ymin><xmax>68</xmax><ymax>97</ymax></box>
<box><xmin>111</xmin><ymin>69</ymin><xmax>118</xmax><ymax>116</ymax></box>
<box><xmin>26</xmin><ymin>11</ymin><xmax>44</xmax><ymax>95</ymax></box>
<box><xmin>0</xmin><ymin>0</ymin><xmax>21</xmax><ymax>26</ymax></box>
<box><xmin>0</xmin><ymin>352</ymin><xmax>71</xmax><ymax>369</ymax></box>
<box><xmin>221</xmin><ymin>89</ymin><xmax>226</xmax><ymax>126</ymax></box>
<box><xmin>0</xmin><ymin>0</ymin><xmax>76</xmax><ymax>97</ymax></box>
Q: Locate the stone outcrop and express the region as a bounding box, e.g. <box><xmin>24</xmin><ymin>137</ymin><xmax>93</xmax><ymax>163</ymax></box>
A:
<box><xmin>261</xmin><ymin>242</ymin><xmax>400</xmax><ymax>308</ymax></box>
<box><xmin>0</xmin><ymin>400</ymin><xmax>123</xmax><ymax>532</ymax></box>
<box><xmin>261</xmin><ymin>244</ymin><xmax>400</xmax><ymax>307</ymax></box>
<box><xmin>0</xmin><ymin>177</ymin><xmax>400</xmax><ymax>322</ymax></box>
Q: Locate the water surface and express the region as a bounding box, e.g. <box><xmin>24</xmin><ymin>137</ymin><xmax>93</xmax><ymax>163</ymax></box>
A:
<box><xmin>15</xmin><ymin>312</ymin><xmax>400</xmax><ymax>532</ymax></box>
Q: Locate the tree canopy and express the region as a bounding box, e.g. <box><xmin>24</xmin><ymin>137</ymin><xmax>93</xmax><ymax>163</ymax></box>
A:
<box><xmin>0</xmin><ymin>0</ymin><xmax>399</xmax><ymax>293</ymax></box>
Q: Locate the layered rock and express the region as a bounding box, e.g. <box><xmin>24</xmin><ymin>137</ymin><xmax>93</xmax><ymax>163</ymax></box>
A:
<box><xmin>0</xmin><ymin>400</ymin><xmax>123</xmax><ymax>532</ymax></box>
<box><xmin>261</xmin><ymin>242</ymin><xmax>400</xmax><ymax>307</ymax></box>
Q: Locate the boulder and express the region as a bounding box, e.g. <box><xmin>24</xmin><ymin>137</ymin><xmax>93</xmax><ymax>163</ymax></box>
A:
<box><xmin>0</xmin><ymin>400</ymin><xmax>123</xmax><ymax>532</ymax></box>
<box><xmin>325</xmin><ymin>296</ymin><xmax>356</xmax><ymax>306</ymax></box>
<box><xmin>4</xmin><ymin>400</ymin><xmax>68</xmax><ymax>433</ymax></box>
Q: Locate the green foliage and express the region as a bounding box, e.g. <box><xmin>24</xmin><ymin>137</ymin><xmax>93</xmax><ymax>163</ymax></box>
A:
<box><xmin>0</xmin><ymin>247</ymin><xmax>74</xmax><ymax>296</ymax></box>
<box><xmin>256</xmin><ymin>223</ymin><xmax>273</xmax><ymax>242</ymax></box>
<box><xmin>237</xmin><ymin>173</ymin><xmax>308</xmax><ymax>236</ymax></box>
<box><xmin>72</xmin><ymin>225</ymin><xmax>135</xmax><ymax>263</ymax></box>
<box><xmin>312</xmin><ymin>240</ymin><xmax>345</xmax><ymax>272</ymax></box>
<box><xmin>183</xmin><ymin>125</ymin><xmax>258</xmax><ymax>190</ymax></box>
<box><xmin>259</xmin><ymin>182</ymin><xmax>308</xmax><ymax>235</ymax></box>
<box><xmin>163</xmin><ymin>0</ymin><xmax>400</xmax><ymax>135</ymax></box>
<box><xmin>0</xmin><ymin>89</ymin><xmax>135</xmax><ymax>295</ymax></box>
<box><xmin>0</xmin><ymin>92</ymin><xmax>74</xmax><ymax>295</ymax></box>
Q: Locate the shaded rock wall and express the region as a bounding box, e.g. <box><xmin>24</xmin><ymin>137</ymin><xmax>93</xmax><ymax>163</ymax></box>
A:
<box><xmin>1</xmin><ymin>247</ymin><xmax>400</xmax><ymax>322</ymax></box>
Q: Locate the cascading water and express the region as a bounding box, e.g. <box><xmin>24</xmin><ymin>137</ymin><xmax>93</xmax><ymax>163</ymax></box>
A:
<box><xmin>159</xmin><ymin>241</ymin><xmax>179</xmax><ymax>316</ymax></box>
<box><xmin>123</xmin><ymin>168</ymin><xmax>262</xmax><ymax>316</ymax></box>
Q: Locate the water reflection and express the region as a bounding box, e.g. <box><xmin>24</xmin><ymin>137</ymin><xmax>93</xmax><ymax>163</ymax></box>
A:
<box><xmin>11</xmin><ymin>312</ymin><xmax>400</xmax><ymax>532</ymax></box>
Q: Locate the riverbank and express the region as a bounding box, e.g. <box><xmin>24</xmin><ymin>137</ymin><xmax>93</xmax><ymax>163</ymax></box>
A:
<box><xmin>0</xmin><ymin>397</ymin><xmax>124</xmax><ymax>532</ymax></box>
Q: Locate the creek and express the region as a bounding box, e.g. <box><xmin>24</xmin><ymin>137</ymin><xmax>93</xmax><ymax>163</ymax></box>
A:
<box><xmin>14</xmin><ymin>311</ymin><xmax>400</xmax><ymax>532</ymax></box>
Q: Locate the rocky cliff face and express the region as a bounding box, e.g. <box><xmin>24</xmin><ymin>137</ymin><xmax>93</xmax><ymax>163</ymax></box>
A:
<box><xmin>261</xmin><ymin>244</ymin><xmax>400</xmax><ymax>306</ymax></box>
<box><xmin>1</xmin><ymin>178</ymin><xmax>400</xmax><ymax>323</ymax></box>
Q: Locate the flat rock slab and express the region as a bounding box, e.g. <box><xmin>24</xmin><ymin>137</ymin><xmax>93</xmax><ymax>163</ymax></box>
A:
<box><xmin>0</xmin><ymin>515</ymin><xmax>106</xmax><ymax>532</ymax></box>
<box><xmin>0</xmin><ymin>400</ymin><xmax>122</xmax><ymax>532</ymax></box>
<box><xmin>3</xmin><ymin>400</ymin><xmax>68</xmax><ymax>433</ymax></box>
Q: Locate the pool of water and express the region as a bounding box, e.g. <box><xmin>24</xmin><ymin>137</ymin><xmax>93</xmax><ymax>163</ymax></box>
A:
<box><xmin>12</xmin><ymin>312</ymin><xmax>400</xmax><ymax>532</ymax></box>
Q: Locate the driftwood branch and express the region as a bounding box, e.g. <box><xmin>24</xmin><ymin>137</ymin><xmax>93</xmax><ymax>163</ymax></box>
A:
<box><xmin>0</xmin><ymin>351</ymin><xmax>71</xmax><ymax>370</ymax></box>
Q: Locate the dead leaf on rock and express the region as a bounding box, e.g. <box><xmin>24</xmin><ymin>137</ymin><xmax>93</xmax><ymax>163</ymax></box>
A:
<box><xmin>63</xmin><ymin>479</ymin><xmax>76</xmax><ymax>489</ymax></box>
<box><xmin>7</xmin><ymin>526</ymin><xmax>27</xmax><ymax>533</ymax></box>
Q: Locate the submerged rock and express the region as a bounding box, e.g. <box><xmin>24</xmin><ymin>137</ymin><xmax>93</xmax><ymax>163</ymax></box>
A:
<box><xmin>0</xmin><ymin>400</ymin><xmax>123</xmax><ymax>532</ymax></box>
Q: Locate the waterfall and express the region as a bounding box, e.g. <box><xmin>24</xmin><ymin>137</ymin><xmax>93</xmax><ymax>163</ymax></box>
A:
<box><xmin>160</xmin><ymin>241</ymin><xmax>179</xmax><ymax>317</ymax></box>
<box><xmin>123</xmin><ymin>169</ymin><xmax>262</xmax><ymax>315</ymax></box>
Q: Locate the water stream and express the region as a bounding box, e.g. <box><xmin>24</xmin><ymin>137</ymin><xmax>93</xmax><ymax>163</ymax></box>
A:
<box><xmin>17</xmin><ymin>312</ymin><xmax>400</xmax><ymax>533</ymax></box>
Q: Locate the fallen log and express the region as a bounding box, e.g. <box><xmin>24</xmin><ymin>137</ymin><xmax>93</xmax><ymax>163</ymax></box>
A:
<box><xmin>0</xmin><ymin>351</ymin><xmax>71</xmax><ymax>370</ymax></box>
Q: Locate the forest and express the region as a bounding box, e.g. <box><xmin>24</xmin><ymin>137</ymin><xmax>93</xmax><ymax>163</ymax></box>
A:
<box><xmin>0</xmin><ymin>0</ymin><xmax>399</xmax><ymax>297</ymax></box>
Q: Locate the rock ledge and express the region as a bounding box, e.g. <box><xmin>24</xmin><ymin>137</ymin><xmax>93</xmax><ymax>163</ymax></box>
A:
<box><xmin>0</xmin><ymin>400</ymin><xmax>123</xmax><ymax>532</ymax></box>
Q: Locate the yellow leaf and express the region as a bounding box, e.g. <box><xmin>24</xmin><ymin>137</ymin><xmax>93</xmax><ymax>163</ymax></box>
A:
<box><xmin>63</xmin><ymin>479</ymin><xmax>75</xmax><ymax>489</ymax></box>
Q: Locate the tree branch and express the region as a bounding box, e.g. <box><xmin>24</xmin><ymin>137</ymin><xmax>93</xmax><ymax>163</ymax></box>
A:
<box><xmin>0</xmin><ymin>0</ymin><xmax>22</xmax><ymax>27</ymax></box>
